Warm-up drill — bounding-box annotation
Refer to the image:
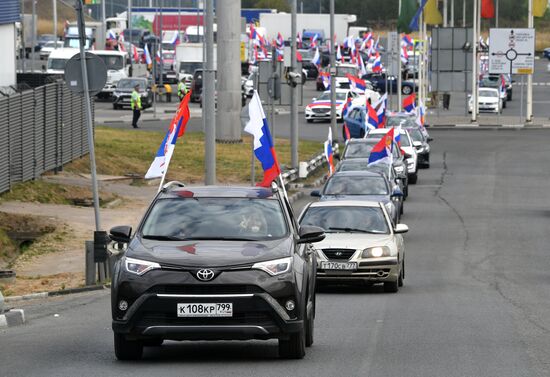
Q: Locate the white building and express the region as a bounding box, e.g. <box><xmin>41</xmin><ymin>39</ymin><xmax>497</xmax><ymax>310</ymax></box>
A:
<box><xmin>0</xmin><ymin>0</ymin><xmax>20</xmax><ymax>87</ymax></box>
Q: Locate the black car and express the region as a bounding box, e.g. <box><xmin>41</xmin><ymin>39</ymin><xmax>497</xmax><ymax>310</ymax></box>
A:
<box><xmin>339</xmin><ymin>138</ymin><xmax>410</xmax><ymax>198</ymax></box>
<box><xmin>112</xmin><ymin>78</ymin><xmax>153</xmax><ymax>110</ymax></box>
<box><xmin>362</xmin><ymin>73</ymin><xmax>415</xmax><ymax>95</ymax></box>
<box><xmin>110</xmin><ymin>183</ymin><xmax>324</xmax><ymax>360</ymax></box>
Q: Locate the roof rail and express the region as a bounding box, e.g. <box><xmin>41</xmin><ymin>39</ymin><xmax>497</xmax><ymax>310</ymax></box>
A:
<box><xmin>161</xmin><ymin>181</ymin><xmax>185</xmax><ymax>192</ymax></box>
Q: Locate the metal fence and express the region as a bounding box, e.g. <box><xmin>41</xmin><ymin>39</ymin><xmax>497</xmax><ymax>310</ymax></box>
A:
<box><xmin>0</xmin><ymin>81</ymin><xmax>93</xmax><ymax>194</ymax></box>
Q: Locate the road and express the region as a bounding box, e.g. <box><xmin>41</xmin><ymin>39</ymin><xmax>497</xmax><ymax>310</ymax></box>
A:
<box><xmin>2</xmin><ymin>129</ymin><xmax>550</xmax><ymax>377</ymax></box>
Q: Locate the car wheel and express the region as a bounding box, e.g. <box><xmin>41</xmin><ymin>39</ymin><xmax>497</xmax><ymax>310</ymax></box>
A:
<box><xmin>114</xmin><ymin>333</ymin><xmax>143</xmax><ymax>360</ymax></box>
<box><xmin>305</xmin><ymin>297</ymin><xmax>314</xmax><ymax>347</ymax></box>
<box><xmin>384</xmin><ymin>280</ymin><xmax>399</xmax><ymax>293</ymax></box>
<box><xmin>279</xmin><ymin>329</ymin><xmax>306</xmax><ymax>359</ymax></box>
<box><xmin>409</xmin><ymin>172</ymin><xmax>418</xmax><ymax>185</ymax></box>
<box><xmin>400</xmin><ymin>202</ymin><xmax>404</xmax><ymax>215</ymax></box>
<box><xmin>113</xmin><ymin>104</ymin><xmax>119</xmax><ymax>110</ymax></box>
<box><xmin>398</xmin><ymin>260</ymin><xmax>404</xmax><ymax>287</ymax></box>
<box><xmin>142</xmin><ymin>338</ymin><xmax>164</xmax><ymax>347</ymax></box>
<box><xmin>507</xmin><ymin>91</ymin><xmax>512</xmax><ymax>101</ymax></box>
<box><xmin>401</xmin><ymin>85</ymin><xmax>412</xmax><ymax>95</ymax></box>
<box><xmin>306</xmin><ymin>119</ymin><xmax>313</xmax><ymax>123</ymax></box>
<box><xmin>503</xmin><ymin>100</ymin><xmax>507</xmax><ymax>109</ymax></box>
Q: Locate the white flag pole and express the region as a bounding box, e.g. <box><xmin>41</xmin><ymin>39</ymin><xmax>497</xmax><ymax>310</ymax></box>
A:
<box><xmin>278</xmin><ymin>174</ymin><xmax>289</xmax><ymax>201</ymax></box>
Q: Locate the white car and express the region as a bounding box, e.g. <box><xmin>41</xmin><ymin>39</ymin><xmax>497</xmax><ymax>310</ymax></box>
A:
<box><xmin>39</xmin><ymin>41</ymin><xmax>64</xmax><ymax>60</ymax></box>
<box><xmin>305</xmin><ymin>89</ymin><xmax>359</xmax><ymax>123</ymax></box>
<box><xmin>298</xmin><ymin>200</ymin><xmax>409</xmax><ymax>293</ymax></box>
<box><xmin>366</xmin><ymin>127</ymin><xmax>419</xmax><ymax>184</ymax></box>
<box><xmin>469</xmin><ymin>88</ymin><xmax>502</xmax><ymax>114</ymax></box>
<box><xmin>334</xmin><ymin>63</ymin><xmax>360</xmax><ymax>88</ymax></box>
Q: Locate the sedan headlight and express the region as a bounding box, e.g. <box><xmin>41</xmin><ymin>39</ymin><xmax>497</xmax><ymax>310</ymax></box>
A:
<box><xmin>394</xmin><ymin>165</ymin><xmax>404</xmax><ymax>174</ymax></box>
<box><xmin>362</xmin><ymin>246</ymin><xmax>390</xmax><ymax>258</ymax></box>
<box><xmin>125</xmin><ymin>257</ymin><xmax>160</xmax><ymax>276</ymax></box>
<box><xmin>252</xmin><ymin>257</ymin><xmax>292</xmax><ymax>276</ymax></box>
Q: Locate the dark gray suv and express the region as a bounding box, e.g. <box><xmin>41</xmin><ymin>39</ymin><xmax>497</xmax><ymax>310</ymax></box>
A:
<box><xmin>110</xmin><ymin>183</ymin><xmax>324</xmax><ymax>360</ymax></box>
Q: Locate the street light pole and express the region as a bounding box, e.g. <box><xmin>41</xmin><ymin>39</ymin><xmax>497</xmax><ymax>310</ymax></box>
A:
<box><xmin>526</xmin><ymin>0</ymin><xmax>533</xmax><ymax>123</ymax></box>
<box><xmin>204</xmin><ymin>0</ymin><xmax>216</xmax><ymax>185</ymax></box>
<box><xmin>471</xmin><ymin>0</ymin><xmax>478</xmax><ymax>122</ymax></box>
<box><xmin>290</xmin><ymin>0</ymin><xmax>298</xmax><ymax>168</ymax></box>
<box><xmin>329</xmin><ymin>0</ymin><xmax>337</xmax><ymax>143</ymax></box>
<box><xmin>53</xmin><ymin>0</ymin><xmax>58</xmax><ymax>49</ymax></box>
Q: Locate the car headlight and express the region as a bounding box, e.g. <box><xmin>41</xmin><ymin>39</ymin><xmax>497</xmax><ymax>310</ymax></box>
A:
<box><xmin>252</xmin><ymin>257</ymin><xmax>292</xmax><ymax>276</ymax></box>
<box><xmin>125</xmin><ymin>257</ymin><xmax>160</xmax><ymax>276</ymax></box>
<box><xmin>362</xmin><ymin>246</ymin><xmax>390</xmax><ymax>258</ymax></box>
<box><xmin>394</xmin><ymin>165</ymin><xmax>404</xmax><ymax>173</ymax></box>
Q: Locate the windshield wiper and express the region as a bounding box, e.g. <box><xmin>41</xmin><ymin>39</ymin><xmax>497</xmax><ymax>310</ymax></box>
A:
<box><xmin>142</xmin><ymin>235</ymin><xmax>187</xmax><ymax>241</ymax></box>
<box><xmin>327</xmin><ymin>227</ymin><xmax>382</xmax><ymax>234</ymax></box>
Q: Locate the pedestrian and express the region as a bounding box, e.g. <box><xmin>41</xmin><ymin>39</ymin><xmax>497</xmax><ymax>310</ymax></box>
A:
<box><xmin>131</xmin><ymin>84</ymin><xmax>142</xmax><ymax>129</ymax></box>
<box><xmin>177</xmin><ymin>78</ymin><xmax>188</xmax><ymax>102</ymax></box>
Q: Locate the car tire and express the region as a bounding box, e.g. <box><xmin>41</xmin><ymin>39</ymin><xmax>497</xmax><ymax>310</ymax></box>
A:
<box><xmin>503</xmin><ymin>100</ymin><xmax>507</xmax><ymax>109</ymax></box>
<box><xmin>409</xmin><ymin>172</ymin><xmax>418</xmax><ymax>184</ymax></box>
<box><xmin>306</xmin><ymin>119</ymin><xmax>313</xmax><ymax>123</ymax></box>
<box><xmin>401</xmin><ymin>85</ymin><xmax>412</xmax><ymax>95</ymax></box>
<box><xmin>305</xmin><ymin>298</ymin><xmax>314</xmax><ymax>348</ymax></box>
<box><xmin>114</xmin><ymin>333</ymin><xmax>143</xmax><ymax>360</ymax></box>
<box><xmin>384</xmin><ymin>280</ymin><xmax>399</xmax><ymax>293</ymax></box>
<box><xmin>279</xmin><ymin>329</ymin><xmax>306</xmax><ymax>359</ymax></box>
<box><xmin>143</xmin><ymin>338</ymin><xmax>164</xmax><ymax>347</ymax></box>
<box><xmin>113</xmin><ymin>104</ymin><xmax>120</xmax><ymax>110</ymax></box>
<box><xmin>398</xmin><ymin>260</ymin><xmax>404</xmax><ymax>287</ymax></box>
<box><xmin>507</xmin><ymin>91</ymin><xmax>512</xmax><ymax>101</ymax></box>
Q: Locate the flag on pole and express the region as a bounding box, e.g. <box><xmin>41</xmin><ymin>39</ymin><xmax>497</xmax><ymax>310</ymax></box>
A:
<box><xmin>403</xmin><ymin>93</ymin><xmax>416</xmax><ymax>112</ymax></box>
<box><xmin>144</xmin><ymin>43</ymin><xmax>152</xmax><ymax>65</ymax></box>
<box><xmin>343</xmin><ymin>122</ymin><xmax>351</xmax><ymax>141</ymax></box>
<box><xmin>342</xmin><ymin>97</ymin><xmax>353</xmax><ymax>117</ymax></box>
<box><xmin>324</xmin><ymin>128</ymin><xmax>335</xmax><ymax>176</ymax></box>
<box><xmin>374</xmin><ymin>93</ymin><xmax>387</xmax><ymax>128</ymax></box>
<box><xmin>409</xmin><ymin>0</ymin><xmax>429</xmax><ymax>31</ymax></box>
<box><xmin>336</xmin><ymin>44</ymin><xmax>344</xmax><ymax>63</ymax></box>
<box><xmin>534</xmin><ymin>0</ymin><xmax>548</xmax><ymax>17</ymax></box>
<box><xmin>481</xmin><ymin>0</ymin><xmax>495</xmax><ymax>18</ymax></box>
<box><xmin>424</xmin><ymin>0</ymin><xmax>443</xmax><ymax>25</ymax></box>
<box><xmin>346</xmin><ymin>73</ymin><xmax>366</xmax><ymax>93</ymax></box>
<box><xmin>145</xmin><ymin>91</ymin><xmax>192</xmax><ymax>179</ymax></box>
<box><xmin>372</xmin><ymin>54</ymin><xmax>382</xmax><ymax>73</ymax></box>
<box><xmin>366</xmin><ymin>101</ymin><xmax>379</xmax><ymax>130</ymax></box>
<box><xmin>244</xmin><ymin>91</ymin><xmax>281</xmax><ymax>187</ymax></box>
<box><xmin>398</xmin><ymin>0</ymin><xmax>418</xmax><ymax>33</ymax></box>
<box><xmin>311</xmin><ymin>47</ymin><xmax>321</xmax><ymax>66</ymax></box>
<box><xmin>368</xmin><ymin>128</ymin><xmax>394</xmax><ymax>166</ymax></box>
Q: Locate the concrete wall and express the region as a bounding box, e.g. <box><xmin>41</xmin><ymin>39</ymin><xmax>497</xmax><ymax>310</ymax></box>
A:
<box><xmin>0</xmin><ymin>24</ymin><xmax>16</xmax><ymax>87</ymax></box>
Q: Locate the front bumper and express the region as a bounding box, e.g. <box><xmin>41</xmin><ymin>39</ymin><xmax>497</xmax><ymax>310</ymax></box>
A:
<box><xmin>305</xmin><ymin>108</ymin><xmax>342</xmax><ymax>120</ymax></box>
<box><xmin>317</xmin><ymin>257</ymin><xmax>399</xmax><ymax>283</ymax></box>
<box><xmin>417</xmin><ymin>151</ymin><xmax>430</xmax><ymax>167</ymax></box>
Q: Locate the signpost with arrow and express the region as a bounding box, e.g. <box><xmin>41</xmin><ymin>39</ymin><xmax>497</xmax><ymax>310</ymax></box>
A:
<box><xmin>489</xmin><ymin>28</ymin><xmax>535</xmax><ymax>75</ymax></box>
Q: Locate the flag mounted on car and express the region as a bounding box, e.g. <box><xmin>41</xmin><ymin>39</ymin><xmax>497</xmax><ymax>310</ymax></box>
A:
<box><xmin>244</xmin><ymin>91</ymin><xmax>281</xmax><ymax>187</ymax></box>
<box><xmin>346</xmin><ymin>74</ymin><xmax>366</xmax><ymax>94</ymax></box>
<box><xmin>403</xmin><ymin>93</ymin><xmax>416</xmax><ymax>112</ymax></box>
<box><xmin>324</xmin><ymin>127</ymin><xmax>335</xmax><ymax>176</ymax></box>
<box><xmin>368</xmin><ymin>128</ymin><xmax>394</xmax><ymax>166</ymax></box>
<box><xmin>366</xmin><ymin>101</ymin><xmax>379</xmax><ymax>130</ymax></box>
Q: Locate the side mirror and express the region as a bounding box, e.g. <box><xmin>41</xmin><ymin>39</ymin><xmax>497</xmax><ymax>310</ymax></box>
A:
<box><xmin>109</xmin><ymin>225</ymin><xmax>132</xmax><ymax>243</ymax></box>
<box><xmin>297</xmin><ymin>225</ymin><xmax>325</xmax><ymax>244</ymax></box>
<box><xmin>391</xmin><ymin>187</ymin><xmax>403</xmax><ymax>197</ymax></box>
<box><xmin>394</xmin><ymin>224</ymin><xmax>409</xmax><ymax>234</ymax></box>
<box><xmin>427</xmin><ymin>137</ymin><xmax>434</xmax><ymax>142</ymax></box>
<box><xmin>310</xmin><ymin>190</ymin><xmax>321</xmax><ymax>197</ymax></box>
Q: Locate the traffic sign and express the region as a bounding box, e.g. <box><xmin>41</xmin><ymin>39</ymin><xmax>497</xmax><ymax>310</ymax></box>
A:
<box><xmin>489</xmin><ymin>28</ymin><xmax>535</xmax><ymax>75</ymax></box>
<box><xmin>64</xmin><ymin>52</ymin><xmax>107</xmax><ymax>96</ymax></box>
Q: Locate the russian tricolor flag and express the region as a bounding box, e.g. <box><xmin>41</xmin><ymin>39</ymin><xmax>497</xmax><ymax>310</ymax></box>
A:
<box><xmin>366</xmin><ymin>101</ymin><xmax>379</xmax><ymax>130</ymax></box>
<box><xmin>144</xmin><ymin>44</ymin><xmax>152</xmax><ymax>65</ymax></box>
<box><xmin>342</xmin><ymin>97</ymin><xmax>352</xmax><ymax>117</ymax></box>
<box><xmin>346</xmin><ymin>73</ymin><xmax>366</xmax><ymax>94</ymax></box>
<box><xmin>244</xmin><ymin>91</ymin><xmax>281</xmax><ymax>187</ymax></box>
<box><xmin>324</xmin><ymin>127</ymin><xmax>334</xmax><ymax>176</ymax></box>
<box><xmin>368</xmin><ymin>128</ymin><xmax>394</xmax><ymax>166</ymax></box>
<box><xmin>403</xmin><ymin>93</ymin><xmax>416</xmax><ymax>113</ymax></box>
<box><xmin>311</xmin><ymin>48</ymin><xmax>321</xmax><ymax>66</ymax></box>
<box><xmin>145</xmin><ymin>91</ymin><xmax>192</xmax><ymax>179</ymax></box>
<box><xmin>372</xmin><ymin>54</ymin><xmax>382</xmax><ymax>73</ymax></box>
<box><xmin>401</xmin><ymin>34</ymin><xmax>414</xmax><ymax>48</ymax></box>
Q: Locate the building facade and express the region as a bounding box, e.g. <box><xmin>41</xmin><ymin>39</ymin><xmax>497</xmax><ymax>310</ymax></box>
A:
<box><xmin>0</xmin><ymin>0</ymin><xmax>20</xmax><ymax>87</ymax></box>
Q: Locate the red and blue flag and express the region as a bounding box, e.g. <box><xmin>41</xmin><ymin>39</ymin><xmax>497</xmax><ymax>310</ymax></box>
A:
<box><xmin>368</xmin><ymin>128</ymin><xmax>394</xmax><ymax>166</ymax></box>
<box><xmin>403</xmin><ymin>93</ymin><xmax>416</xmax><ymax>112</ymax></box>
<box><xmin>346</xmin><ymin>74</ymin><xmax>366</xmax><ymax>93</ymax></box>
<box><xmin>366</xmin><ymin>101</ymin><xmax>379</xmax><ymax>130</ymax></box>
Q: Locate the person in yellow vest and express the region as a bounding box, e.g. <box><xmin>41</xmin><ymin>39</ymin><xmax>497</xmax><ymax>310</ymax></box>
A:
<box><xmin>131</xmin><ymin>84</ymin><xmax>142</xmax><ymax>129</ymax></box>
<box><xmin>177</xmin><ymin>78</ymin><xmax>188</xmax><ymax>101</ymax></box>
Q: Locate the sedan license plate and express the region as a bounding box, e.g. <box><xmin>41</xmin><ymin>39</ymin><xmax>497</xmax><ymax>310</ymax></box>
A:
<box><xmin>177</xmin><ymin>303</ymin><xmax>232</xmax><ymax>317</ymax></box>
<box><xmin>321</xmin><ymin>261</ymin><xmax>357</xmax><ymax>271</ymax></box>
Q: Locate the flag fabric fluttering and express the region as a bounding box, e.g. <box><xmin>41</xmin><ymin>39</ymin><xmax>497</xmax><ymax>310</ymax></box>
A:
<box><xmin>481</xmin><ymin>0</ymin><xmax>495</xmax><ymax>18</ymax></box>
<box><xmin>366</xmin><ymin>101</ymin><xmax>379</xmax><ymax>130</ymax></box>
<box><xmin>244</xmin><ymin>91</ymin><xmax>281</xmax><ymax>187</ymax></box>
<box><xmin>534</xmin><ymin>0</ymin><xmax>548</xmax><ymax>17</ymax></box>
<box><xmin>343</xmin><ymin>122</ymin><xmax>351</xmax><ymax>141</ymax></box>
<box><xmin>144</xmin><ymin>44</ymin><xmax>152</xmax><ymax>65</ymax></box>
<box><xmin>145</xmin><ymin>91</ymin><xmax>192</xmax><ymax>180</ymax></box>
<box><xmin>342</xmin><ymin>97</ymin><xmax>353</xmax><ymax>118</ymax></box>
<box><xmin>324</xmin><ymin>127</ymin><xmax>335</xmax><ymax>176</ymax></box>
<box><xmin>368</xmin><ymin>128</ymin><xmax>394</xmax><ymax>166</ymax></box>
<box><xmin>346</xmin><ymin>73</ymin><xmax>366</xmax><ymax>93</ymax></box>
<box><xmin>107</xmin><ymin>30</ymin><xmax>117</xmax><ymax>41</ymax></box>
<box><xmin>398</xmin><ymin>0</ymin><xmax>417</xmax><ymax>33</ymax></box>
<box><xmin>336</xmin><ymin>44</ymin><xmax>344</xmax><ymax>63</ymax></box>
<box><xmin>311</xmin><ymin>48</ymin><xmax>321</xmax><ymax>66</ymax></box>
<box><xmin>409</xmin><ymin>0</ymin><xmax>428</xmax><ymax>31</ymax></box>
<box><xmin>372</xmin><ymin>54</ymin><xmax>382</xmax><ymax>73</ymax></box>
<box><xmin>374</xmin><ymin>93</ymin><xmax>387</xmax><ymax>128</ymax></box>
<box><xmin>424</xmin><ymin>0</ymin><xmax>443</xmax><ymax>25</ymax></box>
<box><xmin>403</xmin><ymin>93</ymin><xmax>416</xmax><ymax>113</ymax></box>
<box><xmin>416</xmin><ymin>99</ymin><xmax>426</xmax><ymax>127</ymax></box>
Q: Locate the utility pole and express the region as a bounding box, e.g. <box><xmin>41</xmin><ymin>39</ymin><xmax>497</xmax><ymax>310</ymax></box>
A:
<box><xmin>31</xmin><ymin>0</ymin><xmax>36</xmax><ymax>72</ymax></box>
<box><xmin>526</xmin><ymin>0</ymin><xmax>533</xmax><ymax>122</ymax></box>
<box><xmin>471</xmin><ymin>0</ymin><xmax>478</xmax><ymax>122</ymax></box>
<box><xmin>495</xmin><ymin>0</ymin><xmax>499</xmax><ymax>28</ymax></box>
<box><xmin>216</xmin><ymin>0</ymin><xmax>241</xmax><ymax>142</ymax></box>
<box><xmin>101</xmin><ymin>0</ymin><xmax>107</xmax><ymax>49</ymax></box>
<box><xmin>443</xmin><ymin>0</ymin><xmax>448</xmax><ymax>27</ymax></box>
<box><xmin>290</xmin><ymin>0</ymin><xmax>298</xmax><ymax>168</ymax></box>
<box><xmin>128</xmin><ymin>0</ymin><xmax>133</xmax><ymax>76</ymax></box>
<box><xmin>329</xmin><ymin>0</ymin><xmax>337</xmax><ymax>143</ymax></box>
<box><xmin>398</xmin><ymin>0</ymin><xmax>402</xmax><ymax>109</ymax></box>
<box><xmin>159</xmin><ymin>0</ymin><xmax>164</xmax><ymax>88</ymax></box>
<box><xmin>204</xmin><ymin>0</ymin><xmax>216</xmax><ymax>184</ymax></box>
<box><xmin>53</xmin><ymin>0</ymin><xmax>58</xmax><ymax>49</ymax></box>
<box><xmin>462</xmin><ymin>0</ymin><xmax>466</xmax><ymax>27</ymax></box>
<box><xmin>450</xmin><ymin>0</ymin><xmax>454</xmax><ymax>27</ymax></box>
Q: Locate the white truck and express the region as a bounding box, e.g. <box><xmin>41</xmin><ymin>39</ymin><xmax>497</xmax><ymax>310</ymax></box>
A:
<box><xmin>259</xmin><ymin>13</ymin><xmax>357</xmax><ymax>41</ymax></box>
<box><xmin>174</xmin><ymin>43</ymin><xmax>217</xmax><ymax>85</ymax></box>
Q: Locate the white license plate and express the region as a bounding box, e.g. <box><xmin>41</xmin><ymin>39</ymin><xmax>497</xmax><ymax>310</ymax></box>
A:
<box><xmin>177</xmin><ymin>303</ymin><xmax>233</xmax><ymax>317</ymax></box>
<box><xmin>321</xmin><ymin>261</ymin><xmax>358</xmax><ymax>270</ymax></box>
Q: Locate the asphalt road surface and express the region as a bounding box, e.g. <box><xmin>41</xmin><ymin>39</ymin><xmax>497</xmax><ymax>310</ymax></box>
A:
<box><xmin>2</xmin><ymin>129</ymin><xmax>550</xmax><ymax>377</ymax></box>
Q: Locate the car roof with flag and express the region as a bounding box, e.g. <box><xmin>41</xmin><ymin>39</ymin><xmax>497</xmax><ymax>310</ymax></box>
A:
<box><xmin>159</xmin><ymin>186</ymin><xmax>277</xmax><ymax>199</ymax></box>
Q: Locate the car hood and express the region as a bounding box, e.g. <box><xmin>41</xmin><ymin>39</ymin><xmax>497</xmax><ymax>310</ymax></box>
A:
<box><xmin>314</xmin><ymin>232</ymin><xmax>394</xmax><ymax>250</ymax></box>
<box><xmin>127</xmin><ymin>236</ymin><xmax>293</xmax><ymax>267</ymax></box>
<box><xmin>320</xmin><ymin>194</ymin><xmax>390</xmax><ymax>203</ymax></box>
<box><xmin>478</xmin><ymin>96</ymin><xmax>499</xmax><ymax>103</ymax></box>
<box><xmin>307</xmin><ymin>100</ymin><xmax>345</xmax><ymax>108</ymax></box>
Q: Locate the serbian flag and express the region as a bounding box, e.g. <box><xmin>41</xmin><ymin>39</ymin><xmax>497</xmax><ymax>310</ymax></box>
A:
<box><xmin>400</xmin><ymin>45</ymin><xmax>409</xmax><ymax>64</ymax></box>
<box><xmin>346</xmin><ymin>74</ymin><xmax>366</xmax><ymax>93</ymax></box>
<box><xmin>416</xmin><ymin>100</ymin><xmax>426</xmax><ymax>127</ymax></box>
<box><xmin>311</xmin><ymin>48</ymin><xmax>321</xmax><ymax>66</ymax></box>
<box><xmin>374</xmin><ymin>93</ymin><xmax>387</xmax><ymax>128</ymax></box>
<box><xmin>401</xmin><ymin>34</ymin><xmax>414</xmax><ymax>47</ymax></box>
<box><xmin>244</xmin><ymin>91</ymin><xmax>281</xmax><ymax>187</ymax></box>
<box><xmin>276</xmin><ymin>32</ymin><xmax>284</xmax><ymax>47</ymax></box>
<box><xmin>324</xmin><ymin>128</ymin><xmax>335</xmax><ymax>176</ymax></box>
<box><xmin>366</xmin><ymin>101</ymin><xmax>379</xmax><ymax>130</ymax></box>
<box><xmin>155</xmin><ymin>49</ymin><xmax>161</xmax><ymax>63</ymax></box>
<box><xmin>343</xmin><ymin>122</ymin><xmax>351</xmax><ymax>141</ymax></box>
<box><xmin>372</xmin><ymin>54</ymin><xmax>382</xmax><ymax>73</ymax></box>
<box><xmin>310</xmin><ymin>33</ymin><xmax>319</xmax><ymax>48</ymax></box>
<box><xmin>368</xmin><ymin>128</ymin><xmax>394</xmax><ymax>166</ymax></box>
<box><xmin>144</xmin><ymin>44</ymin><xmax>152</xmax><ymax>65</ymax></box>
<box><xmin>481</xmin><ymin>0</ymin><xmax>495</xmax><ymax>18</ymax></box>
<box><xmin>145</xmin><ymin>91</ymin><xmax>192</xmax><ymax>179</ymax></box>
<box><xmin>342</xmin><ymin>97</ymin><xmax>353</xmax><ymax>117</ymax></box>
<box><xmin>336</xmin><ymin>44</ymin><xmax>344</xmax><ymax>63</ymax></box>
<box><xmin>403</xmin><ymin>93</ymin><xmax>416</xmax><ymax>112</ymax></box>
<box><xmin>394</xmin><ymin>124</ymin><xmax>402</xmax><ymax>150</ymax></box>
<box><xmin>132</xmin><ymin>44</ymin><xmax>139</xmax><ymax>62</ymax></box>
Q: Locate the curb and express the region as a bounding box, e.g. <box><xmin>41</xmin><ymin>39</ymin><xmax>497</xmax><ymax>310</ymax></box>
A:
<box><xmin>0</xmin><ymin>309</ymin><xmax>25</xmax><ymax>328</ymax></box>
<box><xmin>3</xmin><ymin>284</ymin><xmax>108</xmax><ymax>303</ymax></box>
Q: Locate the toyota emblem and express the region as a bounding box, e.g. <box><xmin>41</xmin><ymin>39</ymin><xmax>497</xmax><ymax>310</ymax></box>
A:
<box><xmin>196</xmin><ymin>269</ymin><xmax>215</xmax><ymax>281</ymax></box>
<box><xmin>335</xmin><ymin>251</ymin><xmax>343</xmax><ymax>257</ymax></box>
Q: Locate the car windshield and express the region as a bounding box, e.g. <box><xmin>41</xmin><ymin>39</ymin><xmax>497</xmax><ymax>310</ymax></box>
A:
<box><xmin>141</xmin><ymin>198</ymin><xmax>288</xmax><ymax>241</ymax></box>
<box><xmin>324</xmin><ymin>176</ymin><xmax>389</xmax><ymax>195</ymax></box>
<box><xmin>343</xmin><ymin>142</ymin><xmax>375</xmax><ymax>158</ymax></box>
<box><xmin>387</xmin><ymin>116</ymin><xmax>416</xmax><ymax>128</ymax></box>
<box><xmin>407</xmin><ymin>128</ymin><xmax>424</xmax><ymax>142</ymax></box>
<box><xmin>117</xmin><ymin>79</ymin><xmax>146</xmax><ymax>89</ymax></box>
<box><xmin>179</xmin><ymin>62</ymin><xmax>202</xmax><ymax>73</ymax></box>
<box><xmin>317</xmin><ymin>92</ymin><xmax>347</xmax><ymax>101</ymax></box>
<box><xmin>43</xmin><ymin>41</ymin><xmax>59</xmax><ymax>48</ymax></box>
<box><xmin>96</xmin><ymin>55</ymin><xmax>124</xmax><ymax>70</ymax></box>
<box><xmin>47</xmin><ymin>58</ymin><xmax>68</xmax><ymax>70</ymax></box>
<box><xmin>479</xmin><ymin>89</ymin><xmax>498</xmax><ymax>98</ymax></box>
<box><xmin>336</xmin><ymin>66</ymin><xmax>357</xmax><ymax>77</ymax></box>
<box><xmin>337</xmin><ymin>160</ymin><xmax>370</xmax><ymax>171</ymax></box>
<box><xmin>300</xmin><ymin>206</ymin><xmax>389</xmax><ymax>234</ymax></box>
<box><xmin>480</xmin><ymin>79</ymin><xmax>499</xmax><ymax>88</ymax></box>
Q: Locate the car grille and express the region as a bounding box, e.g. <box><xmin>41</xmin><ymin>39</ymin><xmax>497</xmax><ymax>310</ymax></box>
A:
<box><xmin>322</xmin><ymin>248</ymin><xmax>356</xmax><ymax>260</ymax></box>
<box><xmin>312</xmin><ymin>107</ymin><xmax>329</xmax><ymax>114</ymax></box>
<box><xmin>151</xmin><ymin>284</ymin><xmax>264</xmax><ymax>295</ymax></box>
<box><xmin>338</xmin><ymin>82</ymin><xmax>350</xmax><ymax>89</ymax></box>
